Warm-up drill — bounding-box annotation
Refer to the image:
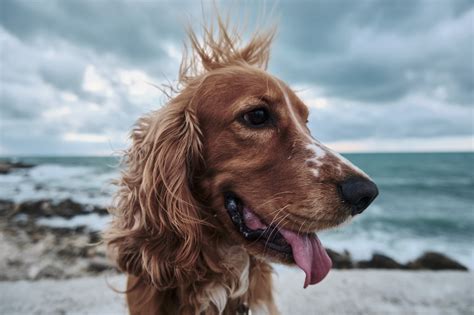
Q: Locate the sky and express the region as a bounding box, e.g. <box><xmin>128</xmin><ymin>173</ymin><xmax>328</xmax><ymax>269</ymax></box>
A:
<box><xmin>1</xmin><ymin>0</ymin><xmax>473</xmax><ymax>155</ymax></box>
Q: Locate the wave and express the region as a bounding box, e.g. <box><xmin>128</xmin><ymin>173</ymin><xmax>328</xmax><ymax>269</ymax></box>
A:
<box><xmin>320</xmin><ymin>230</ymin><xmax>474</xmax><ymax>270</ymax></box>
<box><xmin>36</xmin><ymin>213</ymin><xmax>112</xmax><ymax>231</ymax></box>
<box><xmin>0</xmin><ymin>164</ymin><xmax>118</xmax><ymax>207</ymax></box>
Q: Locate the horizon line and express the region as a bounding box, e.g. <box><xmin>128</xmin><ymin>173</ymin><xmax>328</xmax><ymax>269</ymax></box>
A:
<box><xmin>1</xmin><ymin>150</ymin><xmax>473</xmax><ymax>158</ymax></box>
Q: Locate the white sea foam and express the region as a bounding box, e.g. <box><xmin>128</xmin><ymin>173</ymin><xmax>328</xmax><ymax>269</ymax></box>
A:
<box><xmin>37</xmin><ymin>213</ymin><xmax>111</xmax><ymax>231</ymax></box>
<box><xmin>0</xmin><ymin>164</ymin><xmax>118</xmax><ymax>207</ymax></box>
<box><xmin>319</xmin><ymin>229</ymin><xmax>474</xmax><ymax>270</ymax></box>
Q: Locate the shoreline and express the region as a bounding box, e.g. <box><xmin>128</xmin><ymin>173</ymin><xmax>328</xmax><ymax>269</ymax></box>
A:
<box><xmin>1</xmin><ymin>157</ymin><xmax>473</xmax><ymax>272</ymax></box>
<box><xmin>1</xmin><ymin>270</ymin><xmax>473</xmax><ymax>315</ymax></box>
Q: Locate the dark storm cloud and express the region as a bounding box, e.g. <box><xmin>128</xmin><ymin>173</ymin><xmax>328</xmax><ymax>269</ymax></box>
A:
<box><xmin>1</xmin><ymin>0</ymin><xmax>190</xmax><ymax>63</ymax></box>
<box><xmin>1</xmin><ymin>0</ymin><xmax>473</xmax><ymax>154</ymax></box>
<box><xmin>308</xmin><ymin>100</ymin><xmax>472</xmax><ymax>142</ymax></box>
<box><xmin>272</xmin><ymin>0</ymin><xmax>474</xmax><ymax>104</ymax></box>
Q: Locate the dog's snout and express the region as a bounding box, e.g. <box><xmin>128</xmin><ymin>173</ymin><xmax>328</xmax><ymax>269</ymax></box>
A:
<box><xmin>339</xmin><ymin>177</ymin><xmax>378</xmax><ymax>215</ymax></box>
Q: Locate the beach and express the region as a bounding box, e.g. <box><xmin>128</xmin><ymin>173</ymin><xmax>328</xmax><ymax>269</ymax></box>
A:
<box><xmin>1</xmin><ymin>198</ymin><xmax>472</xmax><ymax>315</ymax></box>
<box><xmin>1</xmin><ymin>270</ymin><xmax>473</xmax><ymax>315</ymax></box>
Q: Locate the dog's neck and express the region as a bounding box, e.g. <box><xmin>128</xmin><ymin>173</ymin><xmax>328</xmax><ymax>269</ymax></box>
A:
<box><xmin>199</xmin><ymin>246</ymin><xmax>278</xmax><ymax>315</ymax></box>
<box><xmin>127</xmin><ymin>246</ymin><xmax>277</xmax><ymax>314</ymax></box>
<box><xmin>199</xmin><ymin>246</ymin><xmax>251</xmax><ymax>313</ymax></box>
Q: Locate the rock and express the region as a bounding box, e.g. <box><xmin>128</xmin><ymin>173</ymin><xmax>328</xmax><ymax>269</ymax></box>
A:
<box><xmin>92</xmin><ymin>206</ymin><xmax>109</xmax><ymax>216</ymax></box>
<box><xmin>49</xmin><ymin>226</ymin><xmax>87</xmax><ymax>237</ymax></box>
<box><xmin>0</xmin><ymin>199</ymin><xmax>14</xmax><ymax>217</ymax></box>
<box><xmin>55</xmin><ymin>199</ymin><xmax>87</xmax><ymax>218</ymax></box>
<box><xmin>34</xmin><ymin>184</ymin><xmax>45</xmax><ymax>191</ymax></box>
<box><xmin>13</xmin><ymin>198</ymin><xmax>109</xmax><ymax>219</ymax></box>
<box><xmin>37</xmin><ymin>265</ymin><xmax>65</xmax><ymax>279</ymax></box>
<box><xmin>407</xmin><ymin>252</ymin><xmax>468</xmax><ymax>271</ymax></box>
<box><xmin>57</xmin><ymin>245</ymin><xmax>88</xmax><ymax>258</ymax></box>
<box><xmin>326</xmin><ymin>249</ymin><xmax>353</xmax><ymax>269</ymax></box>
<box><xmin>0</xmin><ymin>161</ymin><xmax>34</xmax><ymax>174</ymax></box>
<box><xmin>14</xmin><ymin>199</ymin><xmax>87</xmax><ymax>218</ymax></box>
<box><xmin>7</xmin><ymin>259</ymin><xmax>23</xmax><ymax>267</ymax></box>
<box><xmin>357</xmin><ymin>253</ymin><xmax>404</xmax><ymax>269</ymax></box>
<box><xmin>28</xmin><ymin>264</ymin><xmax>64</xmax><ymax>280</ymax></box>
<box><xmin>88</xmin><ymin>231</ymin><xmax>102</xmax><ymax>244</ymax></box>
<box><xmin>87</xmin><ymin>257</ymin><xmax>114</xmax><ymax>273</ymax></box>
<box><xmin>15</xmin><ymin>200</ymin><xmax>55</xmax><ymax>217</ymax></box>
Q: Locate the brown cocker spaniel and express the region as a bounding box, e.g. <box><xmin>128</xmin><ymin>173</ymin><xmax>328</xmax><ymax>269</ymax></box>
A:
<box><xmin>106</xmin><ymin>17</ymin><xmax>378</xmax><ymax>315</ymax></box>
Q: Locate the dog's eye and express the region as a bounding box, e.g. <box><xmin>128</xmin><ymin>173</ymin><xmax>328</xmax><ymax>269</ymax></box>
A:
<box><xmin>242</xmin><ymin>108</ymin><xmax>270</xmax><ymax>127</ymax></box>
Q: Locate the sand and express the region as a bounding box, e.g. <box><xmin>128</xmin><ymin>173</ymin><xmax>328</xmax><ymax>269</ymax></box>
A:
<box><xmin>1</xmin><ymin>270</ymin><xmax>473</xmax><ymax>315</ymax></box>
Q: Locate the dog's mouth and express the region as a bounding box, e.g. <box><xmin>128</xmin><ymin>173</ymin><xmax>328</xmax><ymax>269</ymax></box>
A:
<box><xmin>224</xmin><ymin>193</ymin><xmax>332</xmax><ymax>287</ymax></box>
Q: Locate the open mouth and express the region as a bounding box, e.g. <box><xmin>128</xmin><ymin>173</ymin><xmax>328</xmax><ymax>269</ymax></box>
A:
<box><xmin>224</xmin><ymin>193</ymin><xmax>292</xmax><ymax>254</ymax></box>
<box><xmin>224</xmin><ymin>193</ymin><xmax>332</xmax><ymax>287</ymax></box>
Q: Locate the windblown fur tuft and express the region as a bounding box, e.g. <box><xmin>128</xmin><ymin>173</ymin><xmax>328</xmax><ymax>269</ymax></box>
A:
<box><xmin>179</xmin><ymin>15</ymin><xmax>276</xmax><ymax>87</ymax></box>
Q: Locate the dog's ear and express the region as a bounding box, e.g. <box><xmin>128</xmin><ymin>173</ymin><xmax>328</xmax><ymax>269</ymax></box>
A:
<box><xmin>105</xmin><ymin>99</ymin><xmax>205</xmax><ymax>289</ymax></box>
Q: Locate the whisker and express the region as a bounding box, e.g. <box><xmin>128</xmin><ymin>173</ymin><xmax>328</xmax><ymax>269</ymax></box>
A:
<box><xmin>248</xmin><ymin>204</ymin><xmax>290</xmax><ymax>248</ymax></box>
<box><xmin>297</xmin><ymin>217</ymin><xmax>308</xmax><ymax>235</ymax></box>
<box><xmin>254</xmin><ymin>191</ymin><xmax>294</xmax><ymax>211</ymax></box>
<box><xmin>263</xmin><ymin>208</ymin><xmax>292</xmax><ymax>251</ymax></box>
<box><xmin>263</xmin><ymin>212</ymin><xmax>291</xmax><ymax>253</ymax></box>
<box><xmin>265</xmin><ymin>204</ymin><xmax>291</xmax><ymax>228</ymax></box>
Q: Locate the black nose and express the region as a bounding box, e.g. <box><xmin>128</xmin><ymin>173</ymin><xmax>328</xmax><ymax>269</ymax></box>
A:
<box><xmin>339</xmin><ymin>177</ymin><xmax>378</xmax><ymax>215</ymax></box>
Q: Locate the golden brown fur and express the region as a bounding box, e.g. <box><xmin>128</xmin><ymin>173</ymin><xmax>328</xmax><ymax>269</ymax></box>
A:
<box><xmin>105</xmin><ymin>14</ymin><xmax>369</xmax><ymax>315</ymax></box>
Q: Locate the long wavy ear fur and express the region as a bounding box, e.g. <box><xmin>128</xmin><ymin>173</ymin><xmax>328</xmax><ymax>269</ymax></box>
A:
<box><xmin>105</xmin><ymin>96</ymin><xmax>204</xmax><ymax>289</ymax></box>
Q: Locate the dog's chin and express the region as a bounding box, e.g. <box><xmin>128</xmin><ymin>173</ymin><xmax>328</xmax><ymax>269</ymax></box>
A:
<box><xmin>223</xmin><ymin>192</ymin><xmax>337</xmax><ymax>286</ymax></box>
<box><xmin>222</xmin><ymin>192</ymin><xmax>347</xmax><ymax>262</ymax></box>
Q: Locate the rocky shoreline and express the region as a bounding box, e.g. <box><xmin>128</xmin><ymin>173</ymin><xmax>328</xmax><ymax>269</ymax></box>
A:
<box><xmin>0</xmin><ymin>198</ymin><xmax>114</xmax><ymax>281</ymax></box>
<box><xmin>0</xmin><ymin>198</ymin><xmax>468</xmax><ymax>281</ymax></box>
<box><xmin>0</xmin><ymin>160</ymin><xmax>35</xmax><ymax>175</ymax></box>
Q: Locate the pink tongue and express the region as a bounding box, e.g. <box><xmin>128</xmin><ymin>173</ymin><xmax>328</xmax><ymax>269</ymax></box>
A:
<box><xmin>243</xmin><ymin>207</ymin><xmax>332</xmax><ymax>288</ymax></box>
<box><xmin>279</xmin><ymin>229</ymin><xmax>332</xmax><ymax>288</ymax></box>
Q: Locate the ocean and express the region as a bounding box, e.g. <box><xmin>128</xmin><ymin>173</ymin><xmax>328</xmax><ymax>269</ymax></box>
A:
<box><xmin>1</xmin><ymin>153</ymin><xmax>473</xmax><ymax>269</ymax></box>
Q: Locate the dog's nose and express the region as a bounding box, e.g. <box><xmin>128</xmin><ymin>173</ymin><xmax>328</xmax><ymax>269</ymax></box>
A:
<box><xmin>339</xmin><ymin>177</ymin><xmax>378</xmax><ymax>215</ymax></box>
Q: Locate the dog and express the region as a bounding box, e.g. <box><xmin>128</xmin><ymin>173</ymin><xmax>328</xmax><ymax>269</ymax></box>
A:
<box><xmin>105</xmin><ymin>16</ymin><xmax>378</xmax><ymax>315</ymax></box>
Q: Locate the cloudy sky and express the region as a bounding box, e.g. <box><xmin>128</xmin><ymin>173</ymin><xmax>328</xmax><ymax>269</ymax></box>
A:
<box><xmin>1</xmin><ymin>0</ymin><xmax>473</xmax><ymax>155</ymax></box>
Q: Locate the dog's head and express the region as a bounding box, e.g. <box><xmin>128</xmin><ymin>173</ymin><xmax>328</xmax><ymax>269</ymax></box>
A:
<box><xmin>106</xmin><ymin>19</ymin><xmax>378</xmax><ymax>289</ymax></box>
<box><xmin>195</xmin><ymin>65</ymin><xmax>378</xmax><ymax>287</ymax></box>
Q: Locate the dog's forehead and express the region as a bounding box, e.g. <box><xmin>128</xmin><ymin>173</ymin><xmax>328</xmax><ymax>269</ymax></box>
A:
<box><xmin>235</xmin><ymin>70</ymin><xmax>309</xmax><ymax>119</ymax></box>
<box><xmin>200</xmin><ymin>67</ymin><xmax>309</xmax><ymax>120</ymax></box>
<box><xmin>269</xmin><ymin>79</ymin><xmax>309</xmax><ymax>119</ymax></box>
